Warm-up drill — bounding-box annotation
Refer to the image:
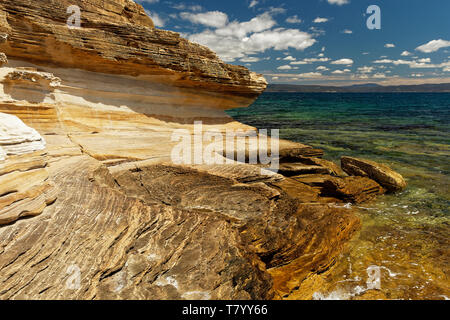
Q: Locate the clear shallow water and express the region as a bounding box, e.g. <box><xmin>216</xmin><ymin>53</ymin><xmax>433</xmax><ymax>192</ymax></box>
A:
<box><xmin>227</xmin><ymin>92</ymin><xmax>450</xmax><ymax>300</ymax></box>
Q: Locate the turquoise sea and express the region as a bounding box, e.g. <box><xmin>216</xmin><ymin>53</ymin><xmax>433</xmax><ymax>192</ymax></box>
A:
<box><xmin>227</xmin><ymin>92</ymin><xmax>450</xmax><ymax>300</ymax></box>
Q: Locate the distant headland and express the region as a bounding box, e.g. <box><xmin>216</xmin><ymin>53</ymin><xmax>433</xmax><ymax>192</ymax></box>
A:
<box><xmin>266</xmin><ymin>83</ymin><xmax>450</xmax><ymax>93</ymax></box>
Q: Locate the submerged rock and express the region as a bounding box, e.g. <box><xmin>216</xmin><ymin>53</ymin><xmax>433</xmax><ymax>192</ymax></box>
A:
<box><xmin>341</xmin><ymin>156</ymin><xmax>407</xmax><ymax>192</ymax></box>
<box><xmin>321</xmin><ymin>176</ymin><xmax>385</xmax><ymax>203</ymax></box>
<box><xmin>293</xmin><ymin>174</ymin><xmax>385</xmax><ymax>203</ymax></box>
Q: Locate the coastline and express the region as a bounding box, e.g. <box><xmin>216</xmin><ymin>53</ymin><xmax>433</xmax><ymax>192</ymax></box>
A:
<box><xmin>0</xmin><ymin>0</ymin><xmax>417</xmax><ymax>300</ymax></box>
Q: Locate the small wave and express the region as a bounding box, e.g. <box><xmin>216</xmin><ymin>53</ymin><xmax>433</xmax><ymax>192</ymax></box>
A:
<box><xmin>313</xmin><ymin>286</ymin><xmax>367</xmax><ymax>300</ymax></box>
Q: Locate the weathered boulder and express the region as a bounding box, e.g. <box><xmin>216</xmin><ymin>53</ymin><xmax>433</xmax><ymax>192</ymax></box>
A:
<box><xmin>341</xmin><ymin>156</ymin><xmax>407</xmax><ymax>192</ymax></box>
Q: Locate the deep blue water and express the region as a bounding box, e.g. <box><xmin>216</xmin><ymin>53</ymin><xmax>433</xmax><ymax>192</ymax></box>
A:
<box><xmin>227</xmin><ymin>92</ymin><xmax>449</xmax><ymax>169</ymax></box>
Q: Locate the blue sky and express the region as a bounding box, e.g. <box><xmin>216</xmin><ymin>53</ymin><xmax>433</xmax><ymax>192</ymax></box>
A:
<box><xmin>136</xmin><ymin>0</ymin><xmax>450</xmax><ymax>85</ymax></box>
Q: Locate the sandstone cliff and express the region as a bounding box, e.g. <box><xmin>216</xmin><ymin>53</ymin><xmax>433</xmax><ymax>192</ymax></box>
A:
<box><xmin>0</xmin><ymin>0</ymin><xmax>405</xmax><ymax>300</ymax></box>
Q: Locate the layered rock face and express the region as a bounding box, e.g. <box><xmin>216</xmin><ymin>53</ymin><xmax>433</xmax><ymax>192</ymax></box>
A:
<box><xmin>0</xmin><ymin>0</ymin><xmax>405</xmax><ymax>300</ymax></box>
<box><xmin>0</xmin><ymin>113</ymin><xmax>55</xmax><ymax>226</ymax></box>
<box><xmin>0</xmin><ymin>0</ymin><xmax>266</xmax><ymax>120</ymax></box>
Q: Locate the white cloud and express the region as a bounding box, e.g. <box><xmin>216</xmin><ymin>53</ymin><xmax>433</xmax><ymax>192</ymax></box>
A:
<box><xmin>240</xmin><ymin>57</ymin><xmax>260</xmax><ymax>63</ymax></box>
<box><xmin>172</xmin><ymin>4</ymin><xmax>202</xmax><ymax>11</ymax></box>
<box><xmin>373</xmin><ymin>58</ymin><xmax>446</xmax><ymax>69</ymax></box>
<box><xmin>298</xmin><ymin>72</ymin><xmax>322</xmax><ymax>78</ymax></box>
<box><xmin>416</xmin><ymin>39</ymin><xmax>450</xmax><ymax>53</ymax></box>
<box><xmin>265</xmin><ymin>72</ymin><xmax>323</xmax><ymax>79</ymax></box>
<box><xmin>313</xmin><ymin>17</ymin><xmax>328</xmax><ymax>23</ymax></box>
<box><xmin>265</xmin><ymin>7</ymin><xmax>287</xmax><ymax>15</ymax></box>
<box><xmin>411</xmin><ymin>73</ymin><xmax>424</xmax><ymax>77</ymax></box>
<box><xmin>331</xmin><ymin>58</ymin><xmax>354</xmax><ymax>65</ymax></box>
<box><xmin>180</xmin><ymin>11</ymin><xmax>229</xmax><ymax>28</ymax></box>
<box><xmin>286</xmin><ymin>15</ymin><xmax>302</xmax><ymax>24</ymax></box>
<box><xmin>278</xmin><ymin>65</ymin><xmax>293</xmax><ymax>70</ymax></box>
<box><xmin>249</xmin><ymin>0</ymin><xmax>258</xmax><ymax>8</ymax></box>
<box><xmin>291</xmin><ymin>57</ymin><xmax>330</xmax><ymax>65</ymax></box>
<box><xmin>272</xmin><ymin>77</ymin><xmax>279</xmax><ymax>80</ymax></box>
<box><xmin>401</xmin><ymin>51</ymin><xmax>411</xmax><ymax>56</ymax></box>
<box><xmin>327</xmin><ymin>0</ymin><xmax>350</xmax><ymax>5</ymax></box>
<box><xmin>385</xmin><ymin>43</ymin><xmax>395</xmax><ymax>48</ymax></box>
<box><xmin>332</xmin><ymin>69</ymin><xmax>350</xmax><ymax>74</ymax></box>
<box><xmin>145</xmin><ymin>10</ymin><xmax>165</xmax><ymax>27</ymax></box>
<box><xmin>342</xmin><ymin>29</ymin><xmax>353</xmax><ymax>34</ymax></box>
<box><xmin>283</xmin><ymin>56</ymin><xmax>296</xmax><ymax>61</ymax></box>
<box><xmin>187</xmin><ymin>12</ymin><xmax>316</xmax><ymax>62</ymax></box>
<box><xmin>357</xmin><ymin>66</ymin><xmax>374</xmax><ymax>73</ymax></box>
<box><xmin>373</xmin><ymin>73</ymin><xmax>386</xmax><ymax>78</ymax></box>
<box><xmin>316</xmin><ymin>66</ymin><xmax>329</xmax><ymax>71</ymax></box>
<box><xmin>309</xmin><ymin>26</ymin><xmax>326</xmax><ymax>36</ymax></box>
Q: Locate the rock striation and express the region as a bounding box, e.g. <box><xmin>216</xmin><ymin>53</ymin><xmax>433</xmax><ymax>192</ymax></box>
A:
<box><xmin>0</xmin><ymin>0</ymin><xmax>267</xmax><ymax>119</ymax></box>
<box><xmin>0</xmin><ymin>151</ymin><xmax>57</xmax><ymax>226</ymax></box>
<box><xmin>341</xmin><ymin>156</ymin><xmax>407</xmax><ymax>192</ymax></box>
<box><xmin>0</xmin><ymin>0</ymin><xmax>406</xmax><ymax>300</ymax></box>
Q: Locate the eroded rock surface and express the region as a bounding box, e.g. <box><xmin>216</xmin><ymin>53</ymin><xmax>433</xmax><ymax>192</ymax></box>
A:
<box><xmin>0</xmin><ymin>151</ymin><xmax>56</xmax><ymax>226</ymax></box>
<box><xmin>0</xmin><ymin>113</ymin><xmax>55</xmax><ymax>226</ymax></box>
<box><xmin>0</xmin><ymin>0</ymin><xmax>267</xmax><ymax>116</ymax></box>
<box><xmin>0</xmin><ymin>0</ymin><xmax>398</xmax><ymax>300</ymax></box>
<box><xmin>0</xmin><ymin>52</ymin><xmax>6</xmax><ymax>67</ymax></box>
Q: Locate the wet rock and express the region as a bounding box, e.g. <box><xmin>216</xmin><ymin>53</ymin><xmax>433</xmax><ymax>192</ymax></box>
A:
<box><xmin>321</xmin><ymin>176</ymin><xmax>385</xmax><ymax>204</ymax></box>
<box><xmin>293</xmin><ymin>174</ymin><xmax>385</xmax><ymax>203</ymax></box>
<box><xmin>271</xmin><ymin>178</ymin><xmax>320</xmax><ymax>203</ymax></box>
<box><xmin>279</xmin><ymin>147</ymin><xmax>324</xmax><ymax>160</ymax></box>
<box><xmin>278</xmin><ymin>163</ymin><xmax>331</xmax><ymax>176</ymax></box>
<box><xmin>341</xmin><ymin>156</ymin><xmax>407</xmax><ymax>192</ymax></box>
<box><xmin>295</xmin><ymin>157</ymin><xmax>346</xmax><ymax>176</ymax></box>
